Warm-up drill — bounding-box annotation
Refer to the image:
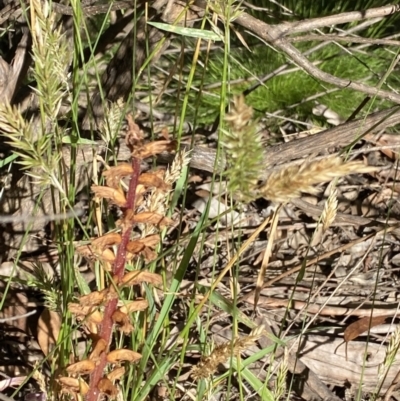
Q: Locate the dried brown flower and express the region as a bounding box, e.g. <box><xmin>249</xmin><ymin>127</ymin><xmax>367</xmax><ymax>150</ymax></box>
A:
<box><xmin>120</xmin><ymin>271</ymin><xmax>162</xmax><ymax>287</ymax></box>
<box><xmin>106</xmin><ymin>349</ymin><xmax>142</xmax><ymax>364</ymax></box>
<box><xmin>102</xmin><ymin>163</ymin><xmax>134</xmax><ymax>189</ymax></box>
<box><xmin>112</xmin><ymin>310</ymin><xmax>134</xmax><ymax>334</ymax></box>
<box><xmin>58</xmin><ymin>377</ymin><xmax>89</xmax><ymax>395</ymax></box>
<box><xmin>66</xmin><ymin>360</ymin><xmax>96</xmax><ymax>375</ymax></box>
<box><xmin>118</xmin><ymin>299</ymin><xmax>148</xmax><ymax>314</ymax></box>
<box><xmin>131</xmin><ymin>211</ymin><xmax>173</xmax><ymax>227</ymax></box>
<box><xmin>89</xmin><ymin>338</ymin><xmax>107</xmax><ymax>361</ymax></box>
<box><xmin>98</xmin><ymin>378</ymin><xmax>118</xmax><ymax>397</ymax></box>
<box><xmin>133</xmin><ymin>140</ymin><xmax>176</xmax><ymax>159</ymax></box>
<box><xmin>79</xmin><ymin>289</ymin><xmax>108</xmax><ymax>307</ymax></box>
<box><xmin>92</xmin><ymin>185</ymin><xmax>127</xmax><ymax>207</ymax></box>
<box><xmin>92</xmin><ymin>233</ymin><xmax>122</xmax><ymax>250</ymax></box>
<box><xmin>139</xmin><ymin>171</ymin><xmax>170</xmax><ymax>191</ymax></box>
<box><xmin>107</xmin><ymin>367</ymin><xmax>125</xmax><ymax>382</ymax></box>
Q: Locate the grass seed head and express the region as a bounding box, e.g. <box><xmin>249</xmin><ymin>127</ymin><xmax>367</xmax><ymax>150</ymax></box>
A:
<box><xmin>321</xmin><ymin>189</ymin><xmax>338</xmax><ymax>231</ymax></box>
<box><xmin>191</xmin><ymin>327</ymin><xmax>263</xmax><ymax>380</ymax></box>
<box><xmin>222</xmin><ymin>95</ymin><xmax>265</xmax><ymax>201</ymax></box>
<box><xmin>258</xmin><ymin>156</ymin><xmax>378</xmax><ymax>203</ymax></box>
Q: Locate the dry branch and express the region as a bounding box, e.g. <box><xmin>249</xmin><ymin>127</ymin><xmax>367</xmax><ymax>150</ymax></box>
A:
<box><xmin>272</xmin><ymin>4</ymin><xmax>400</xmax><ymax>36</ymax></box>
<box><xmin>234</xmin><ymin>5</ymin><xmax>400</xmax><ymax>104</ymax></box>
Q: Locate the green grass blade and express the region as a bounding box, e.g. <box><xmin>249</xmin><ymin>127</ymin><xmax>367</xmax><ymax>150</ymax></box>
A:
<box><xmin>147</xmin><ymin>21</ymin><xmax>223</xmax><ymax>41</ymax></box>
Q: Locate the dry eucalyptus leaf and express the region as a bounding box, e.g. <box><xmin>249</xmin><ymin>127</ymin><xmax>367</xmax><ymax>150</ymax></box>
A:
<box><xmin>37</xmin><ymin>309</ymin><xmax>62</xmax><ymax>357</ymax></box>
<box><xmin>344</xmin><ymin>316</ymin><xmax>387</xmax><ymax>343</ymax></box>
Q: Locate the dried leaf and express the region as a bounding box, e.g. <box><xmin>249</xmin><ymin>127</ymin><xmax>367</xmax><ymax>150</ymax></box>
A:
<box><xmin>120</xmin><ymin>271</ymin><xmax>162</xmax><ymax>287</ymax></box>
<box><xmin>37</xmin><ymin>309</ymin><xmax>62</xmax><ymax>357</ymax></box>
<box><xmin>0</xmin><ymin>290</ymin><xmax>31</xmax><ymax>333</ymax></box>
<box><xmin>92</xmin><ymin>185</ymin><xmax>127</xmax><ymax>207</ymax></box>
<box><xmin>344</xmin><ymin>316</ymin><xmax>387</xmax><ymax>342</ymax></box>
<box><xmin>0</xmin><ymin>376</ymin><xmax>27</xmax><ymax>391</ymax></box>
<box><xmin>107</xmin><ymin>349</ymin><xmax>142</xmax><ymax>364</ymax></box>
<box><xmin>66</xmin><ymin>360</ymin><xmax>96</xmax><ymax>375</ymax></box>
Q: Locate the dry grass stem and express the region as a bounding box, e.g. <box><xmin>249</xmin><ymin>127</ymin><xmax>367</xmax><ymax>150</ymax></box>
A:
<box><xmin>259</xmin><ymin>156</ymin><xmax>378</xmax><ymax>203</ymax></box>
<box><xmin>254</xmin><ymin>205</ymin><xmax>282</xmax><ymax>309</ymax></box>
<box><xmin>321</xmin><ymin>189</ymin><xmax>338</xmax><ymax>232</ymax></box>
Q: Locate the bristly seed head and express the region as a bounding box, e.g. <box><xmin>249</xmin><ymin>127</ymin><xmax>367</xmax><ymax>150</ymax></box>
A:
<box><xmin>258</xmin><ymin>156</ymin><xmax>378</xmax><ymax>204</ymax></box>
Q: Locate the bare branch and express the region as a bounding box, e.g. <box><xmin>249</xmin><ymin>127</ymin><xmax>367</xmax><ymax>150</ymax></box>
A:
<box><xmin>288</xmin><ymin>34</ymin><xmax>400</xmax><ymax>46</ymax></box>
<box><xmin>274</xmin><ymin>4</ymin><xmax>400</xmax><ymax>36</ymax></box>
<box><xmin>235</xmin><ymin>12</ymin><xmax>400</xmax><ymax>104</ymax></box>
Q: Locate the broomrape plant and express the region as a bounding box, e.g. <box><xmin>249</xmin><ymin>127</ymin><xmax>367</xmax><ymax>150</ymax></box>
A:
<box><xmin>58</xmin><ymin>116</ymin><xmax>189</xmax><ymax>401</ymax></box>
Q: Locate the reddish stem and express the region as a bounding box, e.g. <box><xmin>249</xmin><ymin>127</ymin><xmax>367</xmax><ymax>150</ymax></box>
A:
<box><xmin>86</xmin><ymin>157</ymin><xmax>141</xmax><ymax>401</ymax></box>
